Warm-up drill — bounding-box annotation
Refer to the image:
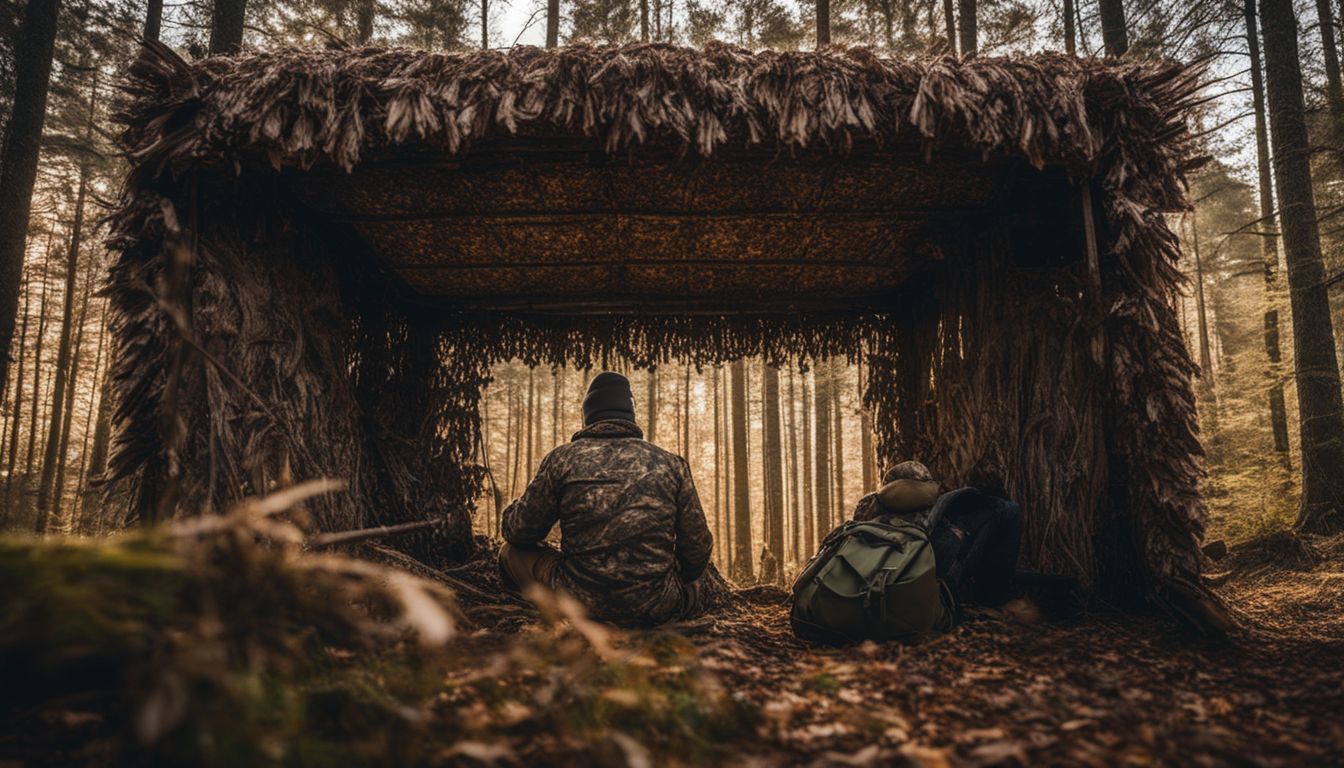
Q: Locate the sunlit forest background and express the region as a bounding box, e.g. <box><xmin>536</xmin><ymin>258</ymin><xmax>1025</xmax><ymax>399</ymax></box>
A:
<box><xmin>3</xmin><ymin>0</ymin><xmax>1343</xmax><ymax>562</ymax></box>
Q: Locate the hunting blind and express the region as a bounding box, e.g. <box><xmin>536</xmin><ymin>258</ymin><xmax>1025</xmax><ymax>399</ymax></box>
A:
<box><xmin>106</xmin><ymin>43</ymin><xmax>1223</xmax><ymax>629</ymax></box>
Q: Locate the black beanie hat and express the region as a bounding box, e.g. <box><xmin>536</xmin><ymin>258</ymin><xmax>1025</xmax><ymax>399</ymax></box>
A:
<box><xmin>583</xmin><ymin>372</ymin><xmax>636</xmax><ymax>425</ymax></box>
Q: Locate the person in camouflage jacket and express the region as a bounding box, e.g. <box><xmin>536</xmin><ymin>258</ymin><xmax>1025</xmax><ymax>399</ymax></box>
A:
<box><xmin>499</xmin><ymin>372</ymin><xmax>714</xmax><ymax>627</ymax></box>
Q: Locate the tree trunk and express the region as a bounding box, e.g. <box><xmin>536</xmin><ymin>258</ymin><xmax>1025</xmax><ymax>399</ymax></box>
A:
<box><xmin>712</xmin><ymin>365</ymin><xmax>723</xmax><ymax>570</ymax></box>
<box><xmin>1246</xmin><ymin>0</ymin><xmax>1292</xmax><ymax>466</ymax></box>
<box><xmin>786</xmin><ymin>366</ymin><xmax>802</xmax><ymax>562</ymax></box>
<box><xmin>35</xmin><ymin>163</ymin><xmax>90</xmax><ymax>532</ymax></box>
<box><xmin>682</xmin><ymin>365</ymin><xmax>690</xmax><ymax>458</ymax></box>
<box><xmin>526</xmin><ymin>367</ymin><xmax>537</xmax><ymax>473</ymax></box>
<box><xmin>551</xmin><ymin>367</ymin><xmax>562</xmax><ymax>449</ymax></box>
<box><xmin>0</xmin><ymin>0</ymin><xmax>61</xmax><ymax>401</ymax></box>
<box><xmin>957</xmin><ymin>0</ymin><xmax>976</xmax><ymax>55</ymax></box>
<box><xmin>1190</xmin><ymin>211</ymin><xmax>1216</xmax><ymax>393</ymax></box>
<box><xmin>86</xmin><ymin>359</ymin><xmax>112</xmax><ymax>482</ymax></box>
<box><xmin>546</xmin><ymin>0</ymin><xmax>560</xmax><ymax>46</ymax></box>
<box><xmin>144</xmin><ymin>0</ymin><xmax>165</xmax><ymax>41</ymax></box>
<box><xmin>1260</xmin><ymin>0</ymin><xmax>1344</xmax><ymax>532</ymax></box>
<box><xmin>509</xmin><ymin>377</ymin><xmax>522</xmax><ymax>497</ymax></box>
<box><xmin>812</xmin><ymin>362</ymin><xmax>832</xmax><ymax>547</ymax></box>
<box><xmin>858</xmin><ymin>355</ymin><xmax>875</xmax><ymax>493</ymax></box>
<box><xmin>801</xmin><ymin>366</ymin><xmax>815</xmax><ymax>555</ymax></box>
<box><xmin>762</xmin><ymin>363</ymin><xmax>785</xmax><ymax>580</ymax></box>
<box><xmin>4</xmin><ymin>277</ymin><xmax>32</xmax><ymax>510</ymax></box>
<box><xmin>74</xmin><ymin>303</ymin><xmax>108</xmax><ymax>529</ymax></box>
<box><xmin>1317</xmin><ymin>0</ymin><xmax>1344</xmax><ymax>123</ymax></box>
<box><xmin>355</xmin><ymin>0</ymin><xmax>376</xmax><ymax>42</ymax></box>
<box><xmin>1098</xmin><ymin>0</ymin><xmax>1128</xmax><ymax>56</ymax></box>
<box><xmin>209</xmin><ymin>0</ymin><xmax>248</xmax><ymax>54</ymax></box>
<box><xmin>646</xmin><ymin>367</ymin><xmax>658</xmax><ymax>443</ymax></box>
<box><xmin>53</xmin><ymin>264</ymin><xmax>94</xmax><ymax>519</ymax></box>
<box><xmin>1063</xmin><ymin>0</ymin><xmax>1076</xmax><ymax>53</ymax></box>
<box><xmin>640</xmin><ymin>0</ymin><xmax>649</xmax><ymax>40</ymax></box>
<box><xmin>481</xmin><ymin>0</ymin><xmax>488</xmax><ymax>48</ymax></box>
<box><xmin>25</xmin><ymin>238</ymin><xmax>55</xmax><ymax>484</ymax></box>
<box><xmin>831</xmin><ymin>360</ymin><xmax>846</xmax><ymax>527</ymax></box>
<box><xmin>816</xmin><ymin>0</ymin><xmax>831</xmax><ymax>46</ymax></box>
<box><xmin>942</xmin><ymin>0</ymin><xmax>956</xmax><ymax>52</ymax></box>
<box><xmin>730</xmin><ymin>359</ymin><xmax>753</xmax><ymax>582</ymax></box>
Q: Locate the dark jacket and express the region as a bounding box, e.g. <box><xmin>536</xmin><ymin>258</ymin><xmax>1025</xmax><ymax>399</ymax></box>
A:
<box><xmin>501</xmin><ymin>419</ymin><xmax>713</xmax><ymax>626</ymax></box>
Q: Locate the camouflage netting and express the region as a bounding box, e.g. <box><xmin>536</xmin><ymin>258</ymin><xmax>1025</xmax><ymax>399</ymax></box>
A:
<box><xmin>105</xmin><ymin>41</ymin><xmax>1223</xmax><ymax>628</ymax></box>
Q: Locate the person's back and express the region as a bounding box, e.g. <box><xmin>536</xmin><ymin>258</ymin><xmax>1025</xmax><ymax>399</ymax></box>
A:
<box><xmin>499</xmin><ymin>372</ymin><xmax>713</xmax><ymax>627</ymax></box>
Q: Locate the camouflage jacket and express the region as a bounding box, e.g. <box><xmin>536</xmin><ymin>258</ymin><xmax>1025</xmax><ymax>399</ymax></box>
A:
<box><xmin>501</xmin><ymin>419</ymin><xmax>713</xmax><ymax>626</ymax></box>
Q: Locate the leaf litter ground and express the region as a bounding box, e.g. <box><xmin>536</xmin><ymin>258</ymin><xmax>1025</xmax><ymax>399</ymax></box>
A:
<box><xmin>2</xmin><ymin>530</ymin><xmax>1341</xmax><ymax>767</ymax></box>
<box><xmin>426</xmin><ymin>535</ymin><xmax>1344</xmax><ymax>767</ymax></box>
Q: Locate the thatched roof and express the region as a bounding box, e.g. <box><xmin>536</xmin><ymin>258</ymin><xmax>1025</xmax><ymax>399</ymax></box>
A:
<box><xmin>111</xmin><ymin>42</ymin><xmax>1204</xmax><ymax>311</ymax></box>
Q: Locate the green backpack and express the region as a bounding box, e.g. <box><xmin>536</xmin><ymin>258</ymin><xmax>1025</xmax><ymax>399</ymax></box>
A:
<box><xmin>790</xmin><ymin>511</ymin><xmax>953</xmax><ymax>644</ymax></box>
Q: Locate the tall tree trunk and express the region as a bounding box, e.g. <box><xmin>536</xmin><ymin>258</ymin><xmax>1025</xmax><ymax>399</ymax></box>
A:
<box><xmin>546</xmin><ymin>0</ymin><xmax>560</xmax><ymax>46</ymax></box>
<box><xmin>525</xmin><ymin>367</ymin><xmax>536</xmax><ymax>473</ymax></box>
<box><xmin>858</xmin><ymin>355</ymin><xmax>875</xmax><ymax>492</ymax></box>
<box><xmin>209</xmin><ymin>0</ymin><xmax>248</xmax><ymax>53</ymax></box>
<box><xmin>763</xmin><ymin>363</ymin><xmax>785</xmax><ymax>579</ymax></box>
<box><xmin>355</xmin><ymin>0</ymin><xmax>376</xmax><ymax>42</ymax></box>
<box><xmin>25</xmin><ymin>237</ymin><xmax>55</xmax><ymax>484</ymax></box>
<box><xmin>144</xmin><ymin>0</ymin><xmax>165</xmax><ymax>41</ymax></box>
<box><xmin>682</xmin><ymin>365</ymin><xmax>690</xmax><ymax>458</ymax></box>
<box><xmin>640</xmin><ymin>0</ymin><xmax>649</xmax><ymax>40</ymax></box>
<box><xmin>957</xmin><ymin>0</ymin><xmax>976</xmax><ymax>54</ymax></box>
<box><xmin>646</xmin><ymin>368</ymin><xmax>658</xmax><ymax>443</ymax></box>
<box><xmin>812</xmin><ymin>362</ymin><xmax>832</xmax><ymax>547</ymax></box>
<box><xmin>801</xmin><ymin>366</ymin><xmax>815</xmax><ymax>555</ymax></box>
<box><xmin>4</xmin><ymin>278</ymin><xmax>32</xmax><ymax>510</ymax></box>
<box><xmin>551</xmin><ymin>367</ymin><xmax>562</xmax><ymax>448</ymax></box>
<box><xmin>1098</xmin><ymin>0</ymin><xmax>1128</xmax><ymax>56</ymax></box>
<box><xmin>715</xmin><ymin>365</ymin><xmax>725</xmax><ymax>570</ymax></box>
<box><xmin>816</xmin><ymin>0</ymin><xmax>831</xmax><ymax>46</ymax></box>
<box><xmin>730</xmin><ymin>359</ymin><xmax>753</xmax><ymax>582</ymax></box>
<box><xmin>1246</xmin><ymin>0</ymin><xmax>1293</xmax><ymax>466</ymax></box>
<box><xmin>1261</xmin><ymin>0</ymin><xmax>1344</xmax><ymax>532</ymax></box>
<box><xmin>53</xmin><ymin>265</ymin><xmax>93</xmax><ymax>519</ymax></box>
<box><xmin>831</xmin><ymin>360</ymin><xmax>846</xmax><ymax>528</ymax></box>
<box><xmin>35</xmin><ymin>163</ymin><xmax>90</xmax><ymax>532</ymax></box>
<box><xmin>942</xmin><ymin>0</ymin><xmax>956</xmax><ymax>52</ymax></box>
<box><xmin>509</xmin><ymin>377</ymin><xmax>522</xmax><ymax>497</ymax></box>
<box><xmin>0</xmin><ymin>0</ymin><xmax>61</xmax><ymax>400</ymax></box>
<box><xmin>86</xmin><ymin>357</ymin><xmax>112</xmax><ymax>482</ymax></box>
<box><xmin>480</xmin><ymin>0</ymin><xmax>488</xmax><ymax>48</ymax></box>
<box><xmin>1190</xmin><ymin>212</ymin><xmax>1216</xmax><ymax>393</ymax></box>
<box><xmin>786</xmin><ymin>366</ymin><xmax>802</xmax><ymax>562</ymax></box>
<box><xmin>74</xmin><ymin>303</ymin><xmax>108</xmax><ymax>529</ymax></box>
<box><xmin>1317</xmin><ymin>0</ymin><xmax>1344</xmax><ymax>124</ymax></box>
<box><xmin>1063</xmin><ymin>0</ymin><xmax>1076</xmax><ymax>53</ymax></box>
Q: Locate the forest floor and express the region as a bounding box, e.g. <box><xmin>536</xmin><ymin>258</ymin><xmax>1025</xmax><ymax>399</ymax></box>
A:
<box><xmin>4</xmin><ymin>529</ymin><xmax>1342</xmax><ymax>767</ymax></box>
<box><xmin>417</xmin><ymin>532</ymin><xmax>1344</xmax><ymax>767</ymax></box>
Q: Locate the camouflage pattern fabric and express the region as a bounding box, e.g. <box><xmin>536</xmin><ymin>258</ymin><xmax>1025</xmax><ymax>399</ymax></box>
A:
<box><xmin>501</xmin><ymin>419</ymin><xmax>714</xmax><ymax>626</ymax></box>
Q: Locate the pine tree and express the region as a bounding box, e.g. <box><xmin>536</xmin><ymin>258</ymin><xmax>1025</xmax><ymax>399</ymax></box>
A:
<box><xmin>0</xmin><ymin>0</ymin><xmax>62</xmax><ymax>399</ymax></box>
<box><xmin>1260</xmin><ymin>0</ymin><xmax>1344</xmax><ymax>532</ymax></box>
<box><xmin>730</xmin><ymin>359</ymin><xmax>753</xmax><ymax>582</ymax></box>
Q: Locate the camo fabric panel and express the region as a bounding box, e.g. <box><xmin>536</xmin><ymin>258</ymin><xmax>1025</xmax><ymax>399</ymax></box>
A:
<box><xmin>502</xmin><ymin>419</ymin><xmax>713</xmax><ymax>626</ymax></box>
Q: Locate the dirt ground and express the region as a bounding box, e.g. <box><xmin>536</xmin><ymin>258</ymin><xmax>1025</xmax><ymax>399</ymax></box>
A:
<box><xmin>440</xmin><ymin>534</ymin><xmax>1344</xmax><ymax>767</ymax></box>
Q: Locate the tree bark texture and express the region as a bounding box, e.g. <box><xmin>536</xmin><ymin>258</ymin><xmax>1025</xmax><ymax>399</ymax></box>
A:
<box><xmin>1245</xmin><ymin>0</ymin><xmax>1292</xmax><ymax>464</ymax></box>
<box><xmin>1098</xmin><ymin>0</ymin><xmax>1128</xmax><ymax>55</ymax></box>
<box><xmin>0</xmin><ymin>0</ymin><xmax>61</xmax><ymax>402</ymax></box>
<box><xmin>730</xmin><ymin>358</ymin><xmax>752</xmax><ymax>582</ymax></box>
<box><xmin>209</xmin><ymin>0</ymin><xmax>247</xmax><ymax>53</ymax></box>
<box><xmin>1260</xmin><ymin>0</ymin><xmax>1344</xmax><ymax>531</ymax></box>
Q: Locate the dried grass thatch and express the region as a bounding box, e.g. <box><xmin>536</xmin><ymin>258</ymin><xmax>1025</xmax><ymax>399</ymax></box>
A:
<box><xmin>104</xmin><ymin>42</ymin><xmax>1220</xmax><ymax>629</ymax></box>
